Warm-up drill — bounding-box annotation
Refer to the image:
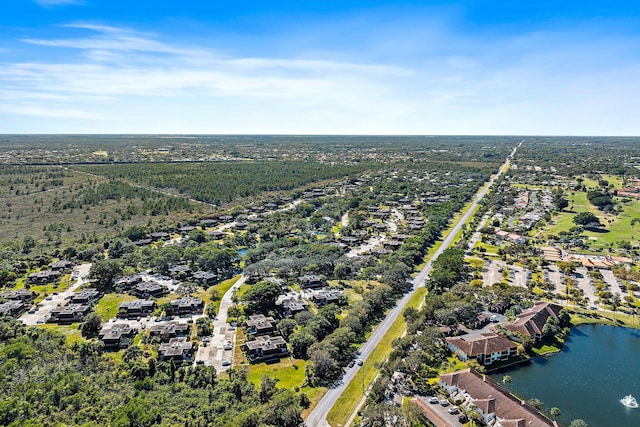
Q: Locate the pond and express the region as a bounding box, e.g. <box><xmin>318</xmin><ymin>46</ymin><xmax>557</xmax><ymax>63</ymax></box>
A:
<box><xmin>492</xmin><ymin>324</ymin><xmax>640</xmax><ymax>426</ymax></box>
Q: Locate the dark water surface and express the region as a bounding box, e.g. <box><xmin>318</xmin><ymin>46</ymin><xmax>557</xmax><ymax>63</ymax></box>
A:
<box><xmin>492</xmin><ymin>324</ymin><xmax>640</xmax><ymax>426</ymax></box>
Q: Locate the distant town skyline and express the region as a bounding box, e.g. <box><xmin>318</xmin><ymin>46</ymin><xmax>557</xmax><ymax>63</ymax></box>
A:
<box><xmin>1</xmin><ymin>1</ymin><xmax>639</xmax><ymax>135</ymax></box>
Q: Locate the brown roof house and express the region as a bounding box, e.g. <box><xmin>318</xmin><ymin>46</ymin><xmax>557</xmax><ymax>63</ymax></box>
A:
<box><xmin>446</xmin><ymin>332</ymin><xmax>517</xmax><ymax>366</ymax></box>
<box><xmin>503</xmin><ymin>302</ymin><xmax>562</xmax><ymax>342</ymax></box>
<box><xmin>440</xmin><ymin>369</ymin><xmax>556</xmax><ymax>427</ymax></box>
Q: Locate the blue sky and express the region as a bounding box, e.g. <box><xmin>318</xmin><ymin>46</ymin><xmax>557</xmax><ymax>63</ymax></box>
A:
<box><xmin>1</xmin><ymin>1</ymin><xmax>639</xmax><ymax>135</ymax></box>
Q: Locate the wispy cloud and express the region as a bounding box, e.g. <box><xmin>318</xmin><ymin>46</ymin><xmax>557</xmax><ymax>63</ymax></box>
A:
<box><xmin>2</xmin><ymin>20</ymin><xmax>640</xmax><ymax>134</ymax></box>
<box><xmin>33</xmin><ymin>0</ymin><xmax>83</xmax><ymax>8</ymax></box>
<box><xmin>2</xmin><ymin>24</ymin><xmax>414</xmax><ymax>126</ymax></box>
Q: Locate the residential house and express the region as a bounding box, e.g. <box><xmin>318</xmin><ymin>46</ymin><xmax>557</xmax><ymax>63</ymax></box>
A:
<box><xmin>298</xmin><ymin>275</ymin><xmax>326</xmax><ymax>289</ymax></box>
<box><xmin>149</xmin><ymin>322</ymin><xmax>190</xmax><ymax>342</ymax></box>
<box><xmin>49</xmin><ymin>260</ymin><xmax>75</xmax><ymax>271</ymax></box>
<box><xmin>311</xmin><ymin>289</ymin><xmax>343</xmax><ymax>307</ymax></box>
<box><xmin>130</xmin><ymin>282</ymin><xmax>168</xmax><ymax>299</ymax></box>
<box><xmin>503</xmin><ymin>302</ymin><xmax>562</xmax><ymax>341</ymax></box>
<box><xmin>118</xmin><ymin>299</ymin><xmax>156</xmax><ymax>318</ymax></box>
<box><xmin>99</xmin><ymin>323</ymin><xmax>137</xmax><ymax>349</ymax></box>
<box><xmin>168</xmin><ymin>265</ymin><xmax>192</xmax><ymax>278</ymax></box>
<box><xmin>69</xmin><ymin>288</ymin><xmax>102</xmax><ymax>305</ymax></box>
<box><xmin>27</xmin><ymin>270</ymin><xmax>61</xmax><ymax>284</ymax></box>
<box><xmin>192</xmin><ymin>271</ymin><xmax>218</xmax><ymax>285</ymax></box>
<box><xmin>0</xmin><ymin>300</ymin><xmax>27</xmax><ymax>317</ymax></box>
<box><xmin>468</xmin><ymin>313</ymin><xmax>490</xmax><ymax>330</ymax></box>
<box><xmin>170</xmin><ymin>297</ymin><xmax>204</xmax><ymax>315</ymax></box>
<box><xmin>150</xmin><ymin>232</ymin><xmax>171</xmax><ymax>241</ymax></box>
<box><xmin>158</xmin><ymin>337</ymin><xmax>195</xmax><ymax>362</ymax></box>
<box><xmin>438</xmin><ymin>324</ymin><xmax>465</xmax><ymax>337</ymax></box>
<box><xmin>246</xmin><ymin>314</ymin><xmax>276</xmax><ymax>336</ymax></box>
<box><xmin>114</xmin><ymin>274</ymin><xmax>144</xmax><ymax>291</ymax></box>
<box><xmin>278</xmin><ymin>297</ymin><xmax>307</xmax><ymax>318</ymax></box>
<box><xmin>446</xmin><ymin>333</ymin><xmax>517</xmax><ymax>366</ymax></box>
<box><xmin>49</xmin><ymin>303</ymin><xmax>91</xmax><ymax>324</ymax></box>
<box><xmin>244</xmin><ymin>335</ymin><xmax>289</xmax><ymax>363</ymax></box>
<box><xmin>0</xmin><ymin>289</ymin><xmax>36</xmax><ymax>302</ymax></box>
<box><xmin>439</xmin><ymin>369</ymin><xmax>555</xmax><ymax>426</ymax></box>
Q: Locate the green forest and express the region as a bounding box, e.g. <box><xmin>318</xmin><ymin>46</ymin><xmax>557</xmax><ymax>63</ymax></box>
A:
<box><xmin>0</xmin><ymin>317</ymin><xmax>303</xmax><ymax>427</ymax></box>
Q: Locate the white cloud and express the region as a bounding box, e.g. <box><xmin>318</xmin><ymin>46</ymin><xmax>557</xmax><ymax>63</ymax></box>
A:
<box><xmin>33</xmin><ymin>0</ymin><xmax>83</xmax><ymax>8</ymax></box>
<box><xmin>2</xmin><ymin>22</ymin><xmax>640</xmax><ymax>134</ymax></box>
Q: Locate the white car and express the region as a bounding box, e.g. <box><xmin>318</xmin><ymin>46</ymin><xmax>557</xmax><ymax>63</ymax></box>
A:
<box><xmin>222</xmin><ymin>360</ymin><xmax>231</xmax><ymax>366</ymax></box>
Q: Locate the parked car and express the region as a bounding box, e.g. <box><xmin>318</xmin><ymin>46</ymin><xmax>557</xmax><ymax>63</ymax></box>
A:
<box><xmin>458</xmin><ymin>414</ymin><xmax>468</xmax><ymax>423</ymax></box>
<box><xmin>440</xmin><ymin>399</ymin><xmax>450</xmax><ymax>407</ymax></box>
<box><xmin>357</xmin><ymin>359</ymin><xmax>363</xmax><ymax>366</ymax></box>
<box><xmin>347</xmin><ymin>360</ymin><xmax>355</xmax><ymax>368</ymax></box>
<box><xmin>428</xmin><ymin>397</ymin><xmax>439</xmax><ymax>404</ymax></box>
<box><xmin>221</xmin><ymin>360</ymin><xmax>231</xmax><ymax>366</ymax></box>
<box><xmin>448</xmin><ymin>407</ymin><xmax>459</xmax><ymax>415</ymax></box>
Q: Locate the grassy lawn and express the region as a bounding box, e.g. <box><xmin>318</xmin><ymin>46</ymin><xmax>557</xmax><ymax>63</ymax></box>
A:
<box><xmin>244</xmin><ymin>355</ymin><xmax>327</xmax><ymax>418</ymax></box>
<box><xmin>95</xmin><ymin>293</ymin><xmax>137</xmax><ymax>321</ymax></box>
<box><xmin>540</xmin><ymin>191</ymin><xmax>640</xmax><ymax>251</ymax></box>
<box><xmin>326</xmin><ymin>287</ymin><xmax>427</xmax><ymax>426</ymax></box>
<box><xmin>473</xmin><ymin>241</ymin><xmax>500</xmax><ymax>256</ymax></box>
<box><xmin>246</xmin><ymin>358</ymin><xmax>308</xmax><ymax>389</ymax></box>
<box><xmin>38</xmin><ymin>323</ymin><xmax>85</xmax><ymax>345</ymax></box>
<box><xmin>29</xmin><ymin>275</ymin><xmax>73</xmax><ymax>301</ymax></box>
<box><xmin>201</xmin><ymin>275</ymin><xmax>241</xmax><ymax>313</ymax></box>
<box><xmin>569</xmin><ymin>308</ymin><xmax>639</xmax><ymax>329</ymax></box>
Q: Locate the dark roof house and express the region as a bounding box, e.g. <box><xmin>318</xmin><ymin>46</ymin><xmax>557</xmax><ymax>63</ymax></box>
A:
<box><xmin>246</xmin><ymin>314</ymin><xmax>276</xmax><ymax>336</ymax></box>
<box><xmin>243</xmin><ymin>335</ymin><xmax>288</xmax><ymax>363</ymax></box>
<box><xmin>158</xmin><ymin>337</ymin><xmax>195</xmax><ymax>362</ymax></box>
<box><xmin>99</xmin><ymin>323</ymin><xmax>137</xmax><ymax>349</ymax></box>
<box><xmin>170</xmin><ymin>297</ymin><xmax>204</xmax><ymax>315</ymax></box>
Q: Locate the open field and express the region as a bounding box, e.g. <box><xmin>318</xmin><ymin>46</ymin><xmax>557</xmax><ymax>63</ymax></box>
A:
<box><xmin>95</xmin><ymin>294</ymin><xmax>137</xmax><ymax>321</ymax></box>
<box><xmin>540</xmin><ymin>191</ymin><xmax>640</xmax><ymax>250</ymax></box>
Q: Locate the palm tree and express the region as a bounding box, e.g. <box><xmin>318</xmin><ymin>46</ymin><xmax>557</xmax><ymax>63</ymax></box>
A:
<box><xmin>550</xmin><ymin>407</ymin><xmax>561</xmax><ymax>421</ymax></box>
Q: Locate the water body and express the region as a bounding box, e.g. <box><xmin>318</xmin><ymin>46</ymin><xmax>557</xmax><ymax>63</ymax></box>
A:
<box><xmin>492</xmin><ymin>325</ymin><xmax>640</xmax><ymax>426</ymax></box>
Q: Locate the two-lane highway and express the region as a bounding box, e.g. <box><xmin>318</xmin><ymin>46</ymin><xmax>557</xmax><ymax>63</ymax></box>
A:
<box><xmin>305</xmin><ymin>140</ymin><xmax>521</xmax><ymax>427</ymax></box>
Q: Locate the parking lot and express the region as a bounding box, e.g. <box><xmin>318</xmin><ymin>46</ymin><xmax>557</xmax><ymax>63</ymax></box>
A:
<box><xmin>20</xmin><ymin>263</ymin><xmax>92</xmax><ymax>326</ymax></box>
<box><xmin>417</xmin><ymin>396</ymin><xmax>466</xmax><ymax>426</ymax></box>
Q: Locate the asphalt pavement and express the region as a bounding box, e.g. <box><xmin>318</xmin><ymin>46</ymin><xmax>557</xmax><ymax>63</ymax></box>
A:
<box><xmin>304</xmin><ymin>141</ymin><xmax>522</xmax><ymax>427</ymax></box>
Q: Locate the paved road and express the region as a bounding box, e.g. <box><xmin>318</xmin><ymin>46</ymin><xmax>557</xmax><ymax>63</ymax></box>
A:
<box><xmin>194</xmin><ymin>275</ymin><xmax>246</xmax><ymax>371</ymax></box>
<box><xmin>20</xmin><ymin>263</ymin><xmax>92</xmax><ymax>325</ymax></box>
<box><xmin>305</xmin><ymin>141</ymin><xmax>522</xmax><ymax>427</ymax></box>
